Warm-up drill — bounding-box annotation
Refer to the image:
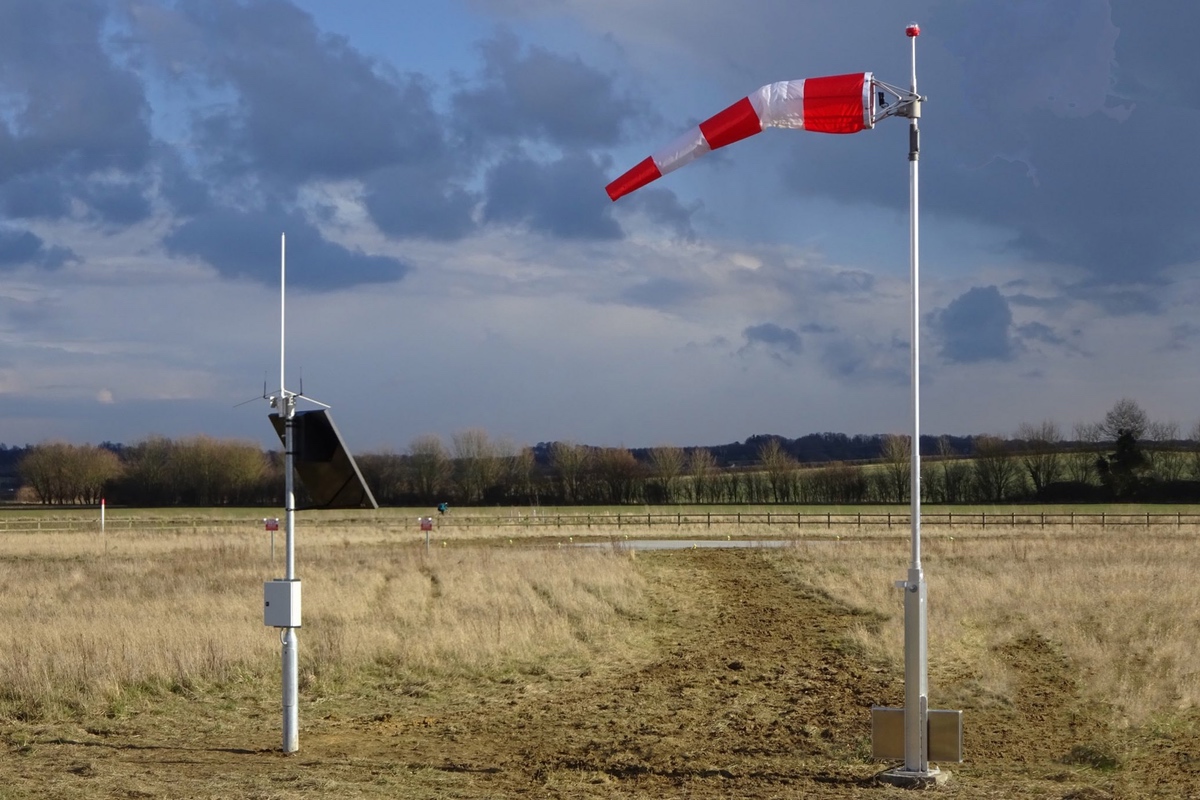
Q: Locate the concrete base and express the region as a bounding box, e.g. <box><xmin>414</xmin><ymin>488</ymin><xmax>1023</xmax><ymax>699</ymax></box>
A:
<box><xmin>877</xmin><ymin>766</ymin><xmax>951</xmax><ymax>789</ymax></box>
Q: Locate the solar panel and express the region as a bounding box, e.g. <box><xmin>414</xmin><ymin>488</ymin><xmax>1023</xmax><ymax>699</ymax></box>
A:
<box><xmin>269</xmin><ymin>408</ymin><xmax>378</xmax><ymax>509</ymax></box>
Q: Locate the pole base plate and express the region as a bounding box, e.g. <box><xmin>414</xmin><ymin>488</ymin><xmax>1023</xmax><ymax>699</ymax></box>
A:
<box><xmin>877</xmin><ymin>767</ymin><xmax>950</xmax><ymax>789</ymax></box>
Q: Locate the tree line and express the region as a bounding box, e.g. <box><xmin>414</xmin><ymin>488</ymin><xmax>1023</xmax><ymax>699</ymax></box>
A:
<box><xmin>9</xmin><ymin>398</ymin><xmax>1200</xmax><ymax>507</ymax></box>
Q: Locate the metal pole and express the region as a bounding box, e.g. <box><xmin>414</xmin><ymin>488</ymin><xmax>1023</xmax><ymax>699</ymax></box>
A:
<box><xmin>900</xmin><ymin>22</ymin><xmax>931</xmax><ymax>778</ymax></box>
<box><xmin>280</xmin><ymin>233</ymin><xmax>299</xmax><ymax>754</ymax></box>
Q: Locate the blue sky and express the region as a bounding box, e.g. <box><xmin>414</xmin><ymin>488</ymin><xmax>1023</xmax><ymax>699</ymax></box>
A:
<box><xmin>2</xmin><ymin>0</ymin><xmax>1199</xmax><ymax>451</ymax></box>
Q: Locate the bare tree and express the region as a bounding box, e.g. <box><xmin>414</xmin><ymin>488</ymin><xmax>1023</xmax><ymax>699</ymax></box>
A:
<box><xmin>120</xmin><ymin>436</ymin><xmax>178</xmax><ymax>504</ymax></box>
<box><xmin>1100</xmin><ymin>397</ymin><xmax>1148</xmax><ymax>442</ymax></box>
<box><xmin>1189</xmin><ymin>420</ymin><xmax>1200</xmax><ymax>481</ymax></box>
<box><xmin>879</xmin><ymin>434</ymin><xmax>911</xmax><ymax>504</ymax></box>
<box><xmin>409</xmin><ymin>434</ymin><xmax>451</xmax><ymax>503</ymax></box>
<box><xmin>649</xmin><ymin>445</ymin><xmax>686</xmax><ymax>504</ymax></box>
<box><xmin>756</xmin><ymin>438</ymin><xmax>796</xmax><ymax>503</ymax></box>
<box><xmin>77</xmin><ymin>445</ymin><xmax>122</xmax><ymax>504</ymax></box>
<box><xmin>592</xmin><ymin>447</ymin><xmax>642</xmax><ymax>504</ymax></box>
<box><xmin>549</xmin><ymin>441</ymin><xmax>589</xmax><ymax>503</ymax></box>
<box><xmin>1063</xmin><ymin>422</ymin><xmax>1101</xmax><ymax>484</ymax></box>
<box><xmin>1146</xmin><ymin>420</ymin><xmax>1186</xmax><ymax>481</ymax></box>
<box><xmin>356</xmin><ymin>450</ymin><xmax>406</xmax><ymax>505</ymax></box>
<box><xmin>20</xmin><ymin>442</ymin><xmax>121</xmax><ymax>505</ymax></box>
<box><xmin>686</xmin><ymin>448</ymin><xmax>718</xmax><ymax>503</ymax></box>
<box><xmin>812</xmin><ymin>461</ymin><xmax>867</xmax><ymax>504</ymax></box>
<box><xmin>972</xmin><ymin>435</ymin><xmax>1020</xmax><ymax>502</ymax></box>
<box><xmin>936</xmin><ymin>436</ymin><xmax>970</xmax><ymax>503</ymax></box>
<box><xmin>498</xmin><ymin>442</ymin><xmax>538</xmax><ymax>503</ymax></box>
<box><xmin>1016</xmin><ymin>420</ymin><xmax>1063</xmax><ymax>497</ymax></box>
<box><xmin>452</xmin><ymin>428</ymin><xmax>501</xmax><ymax>504</ymax></box>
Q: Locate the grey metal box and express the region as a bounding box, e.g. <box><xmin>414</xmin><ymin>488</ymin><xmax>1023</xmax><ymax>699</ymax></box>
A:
<box><xmin>264</xmin><ymin>579</ymin><xmax>302</xmax><ymax>628</ymax></box>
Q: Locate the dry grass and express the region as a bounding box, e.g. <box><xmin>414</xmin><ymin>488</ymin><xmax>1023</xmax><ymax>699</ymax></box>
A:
<box><xmin>777</xmin><ymin>529</ymin><xmax>1200</xmax><ymax>725</ymax></box>
<box><xmin>0</xmin><ymin>527</ymin><xmax>647</xmax><ymax>721</ymax></box>
<box><xmin>6</xmin><ymin>518</ymin><xmax>1199</xmax><ymax>734</ymax></box>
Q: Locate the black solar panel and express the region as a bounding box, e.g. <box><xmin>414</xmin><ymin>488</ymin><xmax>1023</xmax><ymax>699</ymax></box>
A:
<box><xmin>269</xmin><ymin>409</ymin><xmax>378</xmax><ymax>509</ymax></box>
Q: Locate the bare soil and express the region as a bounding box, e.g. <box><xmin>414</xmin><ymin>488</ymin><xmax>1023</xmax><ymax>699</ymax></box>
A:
<box><xmin>3</xmin><ymin>548</ymin><xmax>1198</xmax><ymax>798</ymax></box>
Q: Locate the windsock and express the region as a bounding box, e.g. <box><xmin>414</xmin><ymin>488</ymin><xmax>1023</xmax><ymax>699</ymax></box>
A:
<box><xmin>607</xmin><ymin>72</ymin><xmax>873</xmax><ymax>201</ymax></box>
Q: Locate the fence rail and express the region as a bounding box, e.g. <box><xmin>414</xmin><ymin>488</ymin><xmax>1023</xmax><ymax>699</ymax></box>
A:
<box><xmin>4</xmin><ymin>511</ymin><xmax>1200</xmax><ymax>534</ymax></box>
<box><xmin>442</xmin><ymin>511</ymin><xmax>1200</xmax><ymax>530</ymax></box>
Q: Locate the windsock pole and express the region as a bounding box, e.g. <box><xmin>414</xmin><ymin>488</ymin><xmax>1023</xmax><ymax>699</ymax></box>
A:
<box><xmin>899</xmin><ymin>21</ymin><xmax>933</xmax><ymax>780</ymax></box>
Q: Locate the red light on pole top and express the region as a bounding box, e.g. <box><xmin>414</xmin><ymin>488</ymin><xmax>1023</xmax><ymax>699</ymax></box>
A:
<box><xmin>906</xmin><ymin>22</ymin><xmax>921</xmax><ymax>37</ymax></box>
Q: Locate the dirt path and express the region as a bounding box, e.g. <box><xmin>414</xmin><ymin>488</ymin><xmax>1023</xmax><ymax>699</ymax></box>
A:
<box><xmin>4</xmin><ymin>548</ymin><xmax>1200</xmax><ymax>798</ymax></box>
<box><xmin>375</xmin><ymin>547</ymin><xmax>900</xmax><ymax>797</ymax></box>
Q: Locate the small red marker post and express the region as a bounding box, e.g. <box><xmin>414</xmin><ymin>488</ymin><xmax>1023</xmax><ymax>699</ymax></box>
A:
<box><xmin>420</xmin><ymin>516</ymin><xmax>434</xmax><ymax>551</ymax></box>
<box><xmin>265</xmin><ymin>517</ymin><xmax>280</xmax><ymax>562</ymax></box>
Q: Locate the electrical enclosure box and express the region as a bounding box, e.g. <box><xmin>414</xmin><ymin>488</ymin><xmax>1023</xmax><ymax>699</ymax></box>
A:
<box><xmin>264</xmin><ymin>579</ymin><xmax>302</xmax><ymax>628</ymax></box>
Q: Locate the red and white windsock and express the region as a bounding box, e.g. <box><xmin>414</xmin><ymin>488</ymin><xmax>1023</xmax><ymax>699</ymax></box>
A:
<box><xmin>607</xmin><ymin>72</ymin><xmax>874</xmax><ymax>201</ymax></box>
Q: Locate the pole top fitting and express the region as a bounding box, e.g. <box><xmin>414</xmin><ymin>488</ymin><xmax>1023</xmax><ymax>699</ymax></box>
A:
<box><xmin>906</xmin><ymin>22</ymin><xmax>921</xmax><ymax>37</ymax></box>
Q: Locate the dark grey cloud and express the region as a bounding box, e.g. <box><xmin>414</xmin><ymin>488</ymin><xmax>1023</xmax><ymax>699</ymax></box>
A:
<box><xmin>620</xmin><ymin>188</ymin><xmax>698</xmax><ymax>240</ymax></box>
<box><xmin>78</xmin><ymin>179</ymin><xmax>153</xmax><ymax>226</ymax></box>
<box><xmin>483</xmin><ymin>150</ymin><xmax>621</xmax><ymax>239</ymax></box>
<box><xmin>164</xmin><ymin>204</ymin><xmax>409</xmax><ymax>289</ymax></box>
<box><xmin>0</xmin><ymin>173</ymin><xmax>72</xmax><ymax>220</ymax></box>
<box><xmin>1008</xmin><ymin>292</ymin><xmax>1070</xmax><ymax>311</ymax></box>
<box><xmin>740</xmin><ymin>322</ymin><xmax>802</xmax><ymax>364</ymax></box>
<box><xmin>774</xmin><ymin>3</ymin><xmax>1200</xmax><ymax>283</ymax></box>
<box><xmin>127</xmin><ymin>2</ymin><xmax>664</xmax><ymax>248</ymax></box>
<box><xmin>814</xmin><ymin>269</ymin><xmax>876</xmax><ymax>295</ymax></box>
<box><xmin>0</xmin><ymin>0</ymin><xmax>151</xmax><ymax>180</ymax></box>
<box><xmin>932</xmin><ymin>286</ymin><xmax>1015</xmax><ymax>363</ymax></box>
<box><xmin>155</xmin><ymin>146</ymin><xmax>212</xmax><ymax>217</ymax></box>
<box><xmin>452</xmin><ymin>32</ymin><xmax>640</xmax><ymax>148</ymax></box>
<box><xmin>1074</xmin><ymin>284</ymin><xmax>1160</xmax><ymax>316</ymax></box>
<box><xmin>129</xmin><ymin>0</ymin><xmax>480</xmax><ymax>248</ymax></box>
<box><xmin>1105</xmin><ymin>0</ymin><xmax>1198</xmax><ymax>110</ymax></box>
<box><xmin>135</xmin><ymin>0</ymin><xmax>451</xmax><ymax>182</ymax></box>
<box><xmin>0</xmin><ymin>229</ymin><xmax>49</xmax><ymax>267</ymax></box>
<box><xmin>1158</xmin><ymin>322</ymin><xmax>1200</xmax><ymax>353</ymax></box>
<box><xmin>0</xmin><ymin>227</ymin><xmax>75</xmax><ymax>270</ymax></box>
<box><xmin>818</xmin><ymin>334</ymin><xmax>907</xmax><ymax>384</ymax></box>
<box><xmin>620</xmin><ymin>277</ymin><xmax>700</xmax><ymax>309</ymax></box>
<box><xmin>0</xmin><ymin>0</ymin><xmax>162</xmax><ymax>236</ymax></box>
<box><xmin>362</xmin><ymin>163</ymin><xmax>478</xmax><ymax>242</ymax></box>
<box><xmin>1017</xmin><ymin>321</ymin><xmax>1066</xmax><ymax>347</ymax></box>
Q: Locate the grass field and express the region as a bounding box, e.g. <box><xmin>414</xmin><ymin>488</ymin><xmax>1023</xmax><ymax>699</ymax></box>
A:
<box><xmin>2</xmin><ymin>508</ymin><xmax>1199</xmax><ymax>797</ymax></box>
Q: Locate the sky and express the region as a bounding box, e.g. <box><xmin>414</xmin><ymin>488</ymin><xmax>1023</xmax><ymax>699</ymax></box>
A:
<box><xmin>2</xmin><ymin>0</ymin><xmax>1199</xmax><ymax>453</ymax></box>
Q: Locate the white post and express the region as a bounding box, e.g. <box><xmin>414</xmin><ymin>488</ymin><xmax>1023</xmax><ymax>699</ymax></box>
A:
<box><xmin>280</xmin><ymin>232</ymin><xmax>299</xmax><ymax>754</ymax></box>
<box><xmin>100</xmin><ymin>497</ymin><xmax>105</xmax><ymax>534</ymax></box>
<box><xmin>900</xmin><ymin>22</ymin><xmax>932</xmax><ymax>779</ymax></box>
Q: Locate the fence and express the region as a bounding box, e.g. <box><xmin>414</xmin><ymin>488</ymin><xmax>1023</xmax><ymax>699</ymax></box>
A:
<box><xmin>4</xmin><ymin>511</ymin><xmax>1200</xmax><ymax>534</ymax></box>
<box><xmin>437</xmin><ymin>511</ymin><xmax>1200</xmax><ymax>531</ymax></box>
